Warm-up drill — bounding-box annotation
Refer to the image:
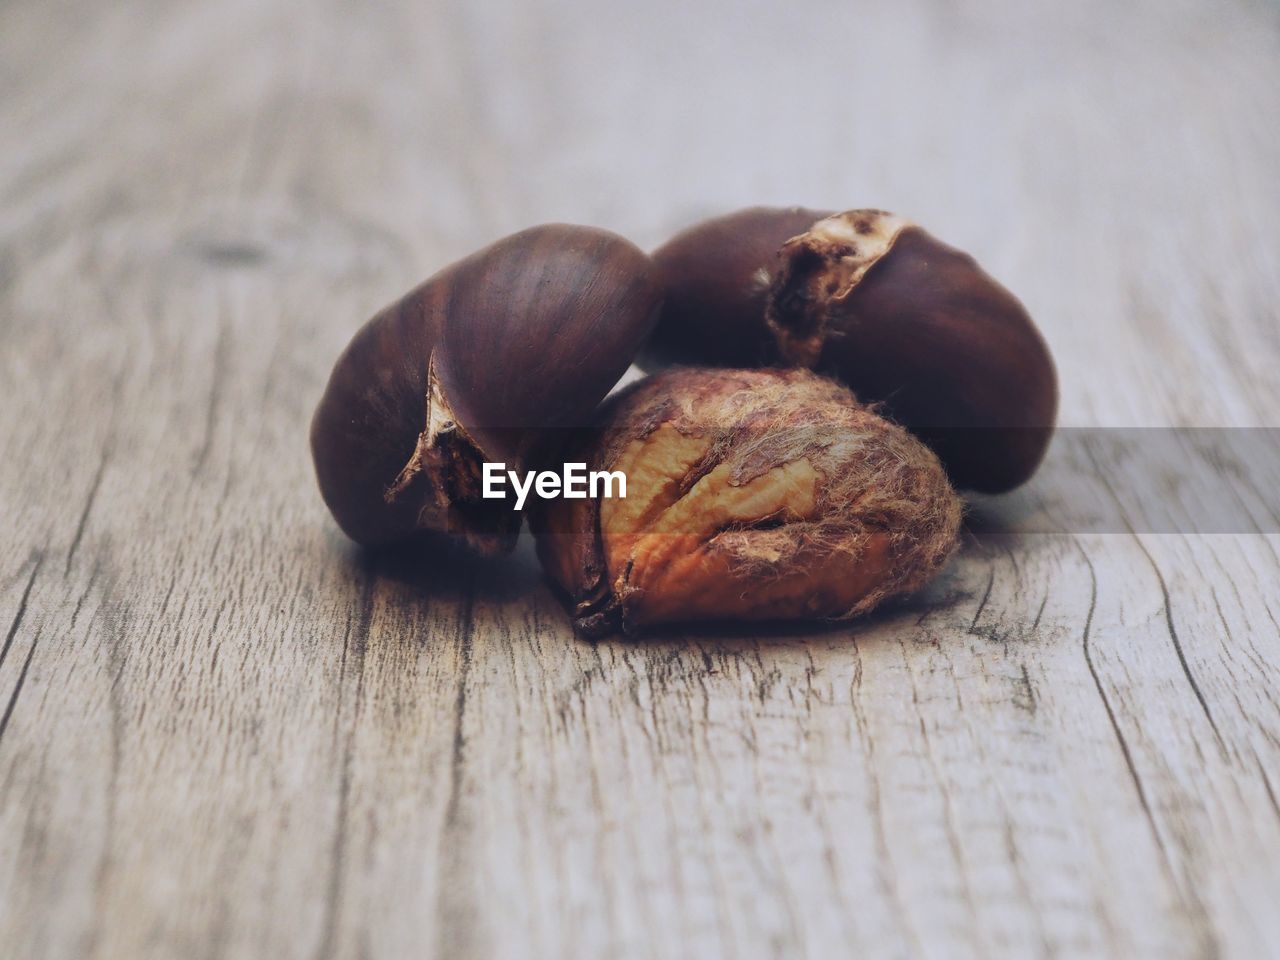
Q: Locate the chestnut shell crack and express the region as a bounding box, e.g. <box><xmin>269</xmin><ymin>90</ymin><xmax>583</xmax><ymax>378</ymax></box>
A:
<box><xmin>764</xmin><ymin>210</ymin><xmax>911</xmax><ymax>367</ymax></box>
<box><xmin>766</xmin><ymin>246</ymin><xmax>831</xmax><ymax>365</ymax></box>
<box><xmin>383</xmin><ymin>351</ymin><xmax>517</xmax><ymax>555</ymax></box>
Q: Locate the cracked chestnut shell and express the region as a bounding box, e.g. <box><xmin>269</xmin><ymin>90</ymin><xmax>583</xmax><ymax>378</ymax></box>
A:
<box><xmin>311</xmin><ymin>224</ymin><xmax>663</xmax><ymax>555</ymax></box>
<box><xmin>533</xmin><ymin>367</ymin><xmax>962</xmax><ymax>637</ymax></box>
<box><xmin>645</xmin><ymin>207</ymin><xmax>1058</xmax><ymax>493</ymax></box>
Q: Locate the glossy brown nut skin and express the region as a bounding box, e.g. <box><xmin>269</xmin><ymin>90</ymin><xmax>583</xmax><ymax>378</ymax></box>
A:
<box><xmin>643</xmin><ymin>206</ymin><xmax>828</xmax><ymax>368</ymax></box>
<box><xmin>311</xmin><ymin>224</ymin><xmax>663</xmax><ymax>555</ymax></box>
<box><xmin>646</xmin><ymin>207</ymin><xmax>1058</xmax><ymax>493</ymax></box>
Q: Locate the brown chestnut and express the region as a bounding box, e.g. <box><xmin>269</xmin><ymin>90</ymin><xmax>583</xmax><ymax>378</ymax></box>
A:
<box><xmin>311</xmin><ymin>224</ymin><xmax>663</xmax><ymax>555</ymax></box>
<box><xmin>533</xmin><ymin>367</ymin><xmax>962</xmax><ymax>637</ymax></box>
<box><xmin>645</xmin><ymin>207</ymin><xmax>1058</xmax><ymax>493</ymax></box>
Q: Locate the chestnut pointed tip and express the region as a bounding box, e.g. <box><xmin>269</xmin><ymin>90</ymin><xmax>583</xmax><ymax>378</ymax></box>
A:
<box><xmin>764</xmin><ymin>210</ymin><xmax>913</xmax><ymax>367</ymax></box>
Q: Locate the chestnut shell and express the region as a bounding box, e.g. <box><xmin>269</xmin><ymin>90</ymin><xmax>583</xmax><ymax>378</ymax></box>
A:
<box><xmin>646</xmin><ymin>207</ymin><xmax>1058</xmax><ymax>493</ymax></box>
<box><xmin>311</xmin><ymin>224</ymin><xmax>663</xmax><ymax>554</ymax></box>
<box><xmin>643</xmin><ymin>206</ymin><xmax>828</xmax><ymax>368</ymax></box>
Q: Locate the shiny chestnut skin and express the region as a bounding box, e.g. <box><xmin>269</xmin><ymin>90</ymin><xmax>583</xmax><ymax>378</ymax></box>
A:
<box><xmin>311</xmin><ymin>224</ymin><xmax>663</xmax><ymax>555</ymax></box>
<box><xmin>645</xmin><ymin>206</ymin><xmax>823</xmax><ymax>368</ymax></box>
<box><xmin>645</xmin><ymin>207</ymin><xmax>1058</xmax><ymax>493</ymax></box>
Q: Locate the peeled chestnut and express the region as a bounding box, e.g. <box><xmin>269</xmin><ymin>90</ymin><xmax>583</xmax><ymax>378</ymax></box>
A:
<box><xmin>533</xmin><ymin>367</ymin><xmax>962</xmax><ymax>637</ymax></box>
<box><xmin>311</xmin><ymin>224</ymin><xmax>663</xmax><ymax>555</ymax></box>
<box><xmin>646</xmin><ymin>207</ymin><xmax>1058</xmax><ymax>493</ymax></box>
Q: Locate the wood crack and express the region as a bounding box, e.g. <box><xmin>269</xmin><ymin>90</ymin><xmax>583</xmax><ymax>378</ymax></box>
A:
<box><xmin>66</xmin><ymin>448</ymin><xmax>110</xmax><ymax>576</ymax></box>
<box><xmin>1</xmin><ymin>555</ymin><xmax>44</xmax><ymax>674</ymax></box>
<box><xmin>314</xmin><ymin>569</ymin><xmax>375</xmax><ymax>960</ymax></box>
<box><xmin>433</xmin><ymin>575</ymin><xmax>481</xmax><ymax>960</ymax></box>
<box><xmin>1130</xmin><ymin>534</ymin><xmax>1228</xmax><ymax>755</ymax></box>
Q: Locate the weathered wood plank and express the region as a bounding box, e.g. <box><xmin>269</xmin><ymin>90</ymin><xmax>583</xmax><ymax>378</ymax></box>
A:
<box><xmin>1</xmin><ymin>0</ymin><xmax>1278</xmax><ymax>958</ymax></box>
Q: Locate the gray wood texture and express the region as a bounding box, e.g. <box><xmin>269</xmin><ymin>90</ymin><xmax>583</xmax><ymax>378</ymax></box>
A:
<box><xmin>2</xmin><ymin>0</ymin><xmax>1279</xmax><ymax>957</ymax></box>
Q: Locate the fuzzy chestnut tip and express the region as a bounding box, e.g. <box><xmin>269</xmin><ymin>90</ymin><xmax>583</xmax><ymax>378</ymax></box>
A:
<box><xmin>533</xmin><ymin>367</ymin><xmax>963</xmax><ymax>638</ymax></box>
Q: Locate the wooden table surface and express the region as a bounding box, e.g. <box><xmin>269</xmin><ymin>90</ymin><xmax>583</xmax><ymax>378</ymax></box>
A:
<box><xmin>3</xmin><ymin>1</ymin><xmax>1279</xmax><ymax>957</ymax></box>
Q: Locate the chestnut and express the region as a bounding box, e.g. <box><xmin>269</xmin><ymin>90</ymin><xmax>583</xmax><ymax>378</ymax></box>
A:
<box><xmin>533</xmin><ymin>367</ymin><xmax>962</xmax><ymax>637</ymax></box>
<box><xmin>645</xmin><ymin>207</ymin><xmax>1058</xmax><ymax>493</ymax></box>
<box><xmin>311</xmin><ymin>224</ymin><xmax>663</xmax><ymax>555</ymax></box>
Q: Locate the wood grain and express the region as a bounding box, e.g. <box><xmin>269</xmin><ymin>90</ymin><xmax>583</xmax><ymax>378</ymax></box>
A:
<box><xmin>1</xmin><ymin>0</ymin><xmax>1278</xmax><ymax>957</ymax></box>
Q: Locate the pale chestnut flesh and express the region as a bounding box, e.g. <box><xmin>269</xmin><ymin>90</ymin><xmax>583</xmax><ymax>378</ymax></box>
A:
<box><xmin>534</xmin><ymin>368</ymin><xmax>963</xmax><ymax>637</ymax></box>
